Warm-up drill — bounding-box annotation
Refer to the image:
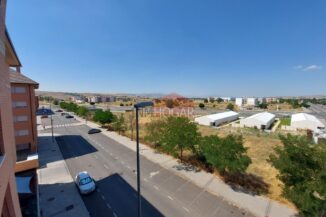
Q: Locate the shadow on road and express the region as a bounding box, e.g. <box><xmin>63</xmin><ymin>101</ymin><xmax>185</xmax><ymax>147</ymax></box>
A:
<box><xmin>83</xmin><ymin>173</ymin><xmax>164</xmax><ymax>217</ymax></box>
<box><xmin>56</xmin><ymin>135</ymin><xmax>98</xmax><ymax>159</ymax></box>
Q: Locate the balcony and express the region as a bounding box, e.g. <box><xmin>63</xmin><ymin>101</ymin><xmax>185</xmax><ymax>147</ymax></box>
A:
<box><xmin>15</xmin><ymin>149</ymin><xmax>38</xmax><ymax>172</ymax></box>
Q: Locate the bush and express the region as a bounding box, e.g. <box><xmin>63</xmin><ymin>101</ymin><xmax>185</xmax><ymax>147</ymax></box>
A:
<box><xmin>198</xmin><ymin>103</ymin><xmax>205</xmax><ymax>108</ymax></box>
<box><xmin>226</xmin><ymin>103</ymin><xmax>234</xmax><ymax>111</ymax></box>
<box><xmin>93</xmin><ymin>109</ymin><xmax>115</xmax><ymax>125</ymax></box>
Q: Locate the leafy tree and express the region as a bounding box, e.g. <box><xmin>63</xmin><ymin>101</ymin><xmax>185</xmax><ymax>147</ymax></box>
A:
<box><xmin>90</xmin><ymin>102</ymin><xmax>95</xmax><ymax>105</ymax></box>
<box><xmin>144</xmin><ymin>119</ymin><xmax>166</xmax><ymax>147</ymax></box>
<box><xmin>209</xmin><ymin>98</ymin><xmax>215</xmax><ymax>103</ymax></box>
<box><xmin>112</xmin><ymin>114</ymin><xmax>127</xmax><ymax>135</ymax></box>
<box><xmin>76</xmin><ymin>106</ymin><xmax>89</xmax><ymax>117</ymax></box>
<box><xmin>160</xmin><ymin>116</ymin><xmax>200</xmax><ymax>161</ymax></box>
<box><xmin>217</xmin><ymin>98</ymin><xmax>224</xmax><ymax>103</ymax></box>
<box><xmin>93</xmin><ymin>110</ymin><xmax>115</xmax><ymax>125</ymax></box>
<box><xmin>120</xmin><ymin>103</ymin><xmax>124</xmax><ymax>106</ymax></box>
<box><xmin>53</xmin><ymin>99</ymin><xmax>59</xmax><ymax>105</ymax></box>
<box><xmin>204</xmin><ymin>99</ymin><xmax>208</xmax><ymax>103</ymax></box>
<box><xmin>198</xmin><ymin>103</ymin><xmax>205</xmax><ymax>109</ymax></box>
<box><xmin>226</xmin><ymin>103</ymin><xmax>234</xmax><ymax>110</ymax></box>
<box><xmin>258</xmin><ymin>102</ymin><xmax>268</xmax><ymax>109</ymax></box>
<box><xmin>200</xmin><ymin>135</ymin><xmax>251</xmax><ymax>174</ymax></box>
<box><xmin>269</xmin><ymin>134</ymin><xmax>326</xmax><ymax>217</ymax></box>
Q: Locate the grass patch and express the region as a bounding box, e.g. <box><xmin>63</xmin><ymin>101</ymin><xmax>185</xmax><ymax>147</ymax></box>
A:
<box><xmin>280</xmin><ymin>118</ymin><xmax>291</xmax><ymax>126</ymax></box>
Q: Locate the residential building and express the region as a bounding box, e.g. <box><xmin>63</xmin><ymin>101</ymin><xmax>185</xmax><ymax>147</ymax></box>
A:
<box><xmin>0</xmin><ymin>0</ymin><xmax>23</xmax><ymax>215</ymax></box>
<box><xmin>240</xmin><ymin>112</ymin><xmax>275</xmax><ymax>130</ymax></box>
<box><xmin>88</xmin><ymin>96</ymin><xmax>101</xmax><ymax>103</ymax></box>
<box><xmin>246</xmin><ymin>97</ymin><xmax>258</xmax><ymax>106</ymax></box>
<box><xmin>235</xmin><ymin>98</ymin><xmax>243</xmax><ymax>107</ymax></box>
<box><xmin>195</xmin><ymin>111</ymin><xmax>239</xmax><ymax>127</ymax></box>
<box><xmin>221</xmin><ymin>97</ymin><xmax>231</xmax><ymax>102</ymax></box>
<box><xmin>10</xmin><ymin>70</ymin><xmax>39</xmax><ymax>172</ymax></box>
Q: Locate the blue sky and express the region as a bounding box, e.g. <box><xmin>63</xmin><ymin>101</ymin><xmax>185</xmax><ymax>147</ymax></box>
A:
<box><xmin>6</xmin><ymin>0</ymin><xmax>326</xmax><ymax>97</ymax></box>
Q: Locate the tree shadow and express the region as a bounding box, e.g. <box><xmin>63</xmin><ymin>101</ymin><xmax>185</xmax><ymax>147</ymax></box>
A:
<box><xmin>172</xmin><ymin>161</ymin><xmax>201</xmax><ymax>172</ymax></box>
<box><xmin>222</xmin><ymin>172</ymin><xmax>269</xmax><ymax>196</ymax></box>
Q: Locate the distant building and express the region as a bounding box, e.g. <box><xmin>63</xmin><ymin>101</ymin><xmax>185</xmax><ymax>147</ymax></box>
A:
<box><xmin>88</xmin><ymin>96</ymin><xmax>101</xmax><ymax>103</ymax></box>
<box><xmin>72</xmin><ymin>96</ymin><xmax>85</xmax><ymax>104</ymax></box>
<box><xmin>240</xmin><ymin>112</ymin><xmax>275</xmax><ymax>130</ymax></box>
<box><xmin>221</xmin><ymin>97</ymin><xmax>232</xmax><ymax>102</ymax></box>
<box><xmin>235</xmin><ymin>98</ymin><xmax>243</xmax><ymax>107</ymax></box>
<box><xmin>291</xmin><ymin>113</ymin><xmax>325</xmax><ymax>131</ymax></box>
<box><xmin>195</xmin><ymin>111</ymin><xmax>239</xmax><ymax>127</ymax></box>
<box><xmin>257</xmin><ymin>98</ymin><xmax>266</xmax><ymax>104</ymax></box>
<box><xmin>266</xmin><ymin>97</ymin><xmax>278</xmax><ymax>103</ymax></box>
<box><xmin>246</xmin><ymin>97</ymin><xmax>258</xmax><ymax>106</ymax></box>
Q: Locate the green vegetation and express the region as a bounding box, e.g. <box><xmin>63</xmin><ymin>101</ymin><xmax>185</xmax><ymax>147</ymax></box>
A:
<box><xmin>144</xmin><ymin>119</ymin><xmax>166</xmax><ymax>147</ymax></box>
<box><xmin>258</xmin><ymin>102</ymin><xmax>268</xmax><ymax>109</ymax></box>
<box><xmin>279</xmin><ymin>98</ymin><xmax>310</xmax><ymax>109</ymax></box>
<box><xmin>269</xmin><ymin>135</ymin><xmax>326</xmax><ymax>216</ymax></box>
<box><xmin>112</xmin><ymin>114</ymin><xmax>127</xmax><ymax>135</ymax></box>
<box><xmin>226</xmin><ymin>103</ymin><xmax>234</xmax><ymax>110</ymax></box>
<box><xmin>200</xmin><ymin>135</ymin><xmax>251</xmax><ymax>174</ymax></box>
<box><xmin>198</xmin><ymin>103</ymin><xmax>205</xmax><ymax>108</ymax></box>
<box><xmin>92</xmin><ymin>109</ymin><xmax>115</xmax><ymax>125</ymax></box>
<box><xmin>204</xmin><ymin>99</ymin><xmax>208</xmax><ymax>103</ymax></box>
<box><xmin>280</xmin><ymin>118</ymin><xmax>291</xmax><ymax>126</ymax></box>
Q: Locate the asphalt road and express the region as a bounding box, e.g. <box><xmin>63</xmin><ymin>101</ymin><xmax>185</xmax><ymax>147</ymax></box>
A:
<box><xmin>41</xmin><ymin>112</ymin><xmax>252</xmax><ymax>217</ymax></box>
<box><xmin>306</xmin><ymin>103</ymin><xmax>326</xmax><ymax>125</ymax></box>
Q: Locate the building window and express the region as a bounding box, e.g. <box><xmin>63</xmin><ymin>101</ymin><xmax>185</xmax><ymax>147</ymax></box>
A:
<box><xmin>15</xmin><ymin>129</ymin><xmax>29</xmax><ymax>137</ymax></box>
<box><xmin>12</xmin><ymin>101</ymin><xmax>28</xmax><ymax>108</ymax></box>
<box><xmin>11</xmin><ymin>86</ymin><xmax>26</xmax><ymax>93</ymax></box>
<box><xmin>13</xmin><ymin>115</ymin><xmax>28</xmax><ymax>122</ymax></box>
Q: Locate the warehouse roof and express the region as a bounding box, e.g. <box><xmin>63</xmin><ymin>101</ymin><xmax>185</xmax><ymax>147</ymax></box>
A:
<box><xmin>244</xmin><ymin>112</ymin><xmax>275</xmax><ymax>124</ymax></box>
<box><xmin>292</xmin><ymin>113</ymin><xmax>324</xmax><ymax>125</ymax></box>
<box><xmin>202</xmin><ymin>111</ymin><xmax>239</xmax><ymax>120</ymax></box>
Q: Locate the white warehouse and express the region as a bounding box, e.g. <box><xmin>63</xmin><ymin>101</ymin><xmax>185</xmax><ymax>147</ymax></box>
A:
<box><xmin>291</xmin><ymin>113</ymin><xmax>325</xmax><ymax>131</ymax></box>
<box><xmin>240</xmin><ymin>112</ymin><xmax>276</xmax><ymax>130</ymax></box>
<box><xmin>195</xmin><ymin>111</ymin><xmax>239</xmax><ymax>127</ymax></box>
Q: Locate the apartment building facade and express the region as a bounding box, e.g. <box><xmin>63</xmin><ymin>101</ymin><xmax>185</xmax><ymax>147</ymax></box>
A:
<box><xmin>10</xmin><ymin>70</ymin><xmax>39</xmax><ymax>172</ymax></box>
<box><xmin>0</xmin><ymin>0</ymin><xmax>23</xmax><ymax>216</ymax></box>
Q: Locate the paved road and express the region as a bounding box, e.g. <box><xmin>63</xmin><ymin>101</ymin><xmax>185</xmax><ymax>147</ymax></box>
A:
<box><xmin>41</xmin><ymin>113</ymin><xmax>252</xmax><ymax>217</ymax></box>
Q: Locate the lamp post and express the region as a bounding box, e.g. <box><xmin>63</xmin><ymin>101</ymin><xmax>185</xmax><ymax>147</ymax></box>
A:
<box><xmin>134</xmin><ymin>101</ymin><xmax>153</xmax><ymax>217</ymax></box>
<box><xmin>50</xmin><ymin>102</ymin><xmax>54</xmax><ymax>142</ymax></box>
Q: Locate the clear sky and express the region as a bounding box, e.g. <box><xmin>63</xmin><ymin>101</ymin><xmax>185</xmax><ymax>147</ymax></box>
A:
<box><xmin>6</xmin><ymin>0</ymin><xmax>326</xmax><ymax>97</ymax></box>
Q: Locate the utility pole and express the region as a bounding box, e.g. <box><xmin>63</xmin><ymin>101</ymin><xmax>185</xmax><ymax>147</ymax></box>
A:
<box><xmin>50</xmin><ymin>102</ymin><xmax>54</xmax><ymax>142</ymax></box>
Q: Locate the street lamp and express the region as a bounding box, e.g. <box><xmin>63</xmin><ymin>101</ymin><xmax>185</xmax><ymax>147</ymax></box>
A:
<box><xmin>50</xmin><ymin>102</ymin><xmax>54</xmax><ymax>142</ymax></box>
<box><xmin>134</xmin><ymin>101</ymin><xmax>153</xmax><ymax>217</ymax></box>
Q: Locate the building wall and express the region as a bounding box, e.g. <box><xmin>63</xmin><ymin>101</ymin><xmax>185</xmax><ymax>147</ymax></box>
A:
<box><xmin>11</xmin><ymin>83</ymin><xmax>37</xmax><ymax>152</ymax></box>
<box><xmin>0</xmin><ymin>0</ymin><xmax>23</xmax><ymax>216</ymax></box>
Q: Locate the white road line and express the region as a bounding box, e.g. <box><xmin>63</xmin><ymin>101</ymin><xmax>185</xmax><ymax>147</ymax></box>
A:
<box><xmin>106</xmin><ymin>203</ymin><xmax>111</xmax><ymax>209</ymax></box>
<box><xmin>183</xmin><ymin>207</ymin><xmax>190</xmax><ymax>213</ymax></box>
<box><xmin>113</xmin><ymin>212</ymin><xmax>118</xmax><ymax>217</ymax></box>
<box><xmin>143</xmin><ymin>178</ymin><xmax>148</xmax><ymax>182</ymax></box>
<box><xmin>104</xmin><ymin>164</ymin><xmax>109</xmax><ymax>170</ymax></box>
<box><xmin>101</xmin><ymin>195</ymin><xmax>105</xmax><ymax>200</ymax></box>
<box><xmin>154</xmin><ymin>185</ymin><xmax>159</xmax><ymax>190</ymax></box>
<box><xmin>167</xmin><ymin>196</ymin><xmax>174</xmax><ymax>201</ymax></box>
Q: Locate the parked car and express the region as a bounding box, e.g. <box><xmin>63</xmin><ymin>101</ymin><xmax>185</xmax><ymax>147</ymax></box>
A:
<box><xmin>56</xmin><ymin>109</ymin><xmax>63</xmax><ymax>112</ymax></box>
<box><xmin>75</xmin><ymin>171</ymin><xmax>96</xmax><ymax>194</ymax></box>
<box><xmin>61</xmin><ymin>112</ymin><xmax>67</xmax><ymax>116</ymax></box>
<box><xmin>88</xmin><ymin>129</ymin><xmax>102</xmax><ymax>134</ymax></box>
<box><xmin>65</xmin><ymin>115</ymin><xmax>74</xmax><ymax>119</ymax></box>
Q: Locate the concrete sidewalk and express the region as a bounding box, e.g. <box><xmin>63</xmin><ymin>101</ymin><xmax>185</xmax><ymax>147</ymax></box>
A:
<box><xmin>37</xmin><ymin>133</ymin><xmax>90</xmax><ymax>217</ymax></box>
<box><xmin>76</xmin><ymin>115</ymin><xmax>297</xmax><ymax>217</ymax></box>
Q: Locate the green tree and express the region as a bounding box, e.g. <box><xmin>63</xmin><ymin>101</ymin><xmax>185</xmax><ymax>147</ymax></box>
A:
<box><xmin>76</xmin><ymin>106</ymin><xmax>89</xmax><ymax>117</ymax></box>
<box><xmin>217</xmin><ymin>98</ymin><xmax>224</xmax><ymax>103</ymax></box>
<box><xmin>112</xmin><ymin>114</ymin><xmax>127</xmax><ymax>135</ymax></box>
<box><xmin>198</xmin><ymin>103</ymin><xmax>205</xmax><ymax>109</ymax></box>
<box><xmin>209</xmin><ymin>98</ymin><xmax>215</xmax><ymax>103</ymax></box>
<box><xmin>200</xmin><ymin>135</ymin><xmax>251</xmax><ymax>174</ymax></box>
<box><xmin>144</xmin><ymin>119</ymin><xmax>166</xmax><ymax>148</ymax></box>
<box><xmin>93</xmin><ymin>110</ymin><xmax>114</xmax><ymax>125</ymax></box>
<box><xmin>204</xmin><ymin>99</ymin><xmax>208</xmax><ymax>103</ymax></box>
<box><xmin>269</xmin><ymin>134</ymin><xmax>326</xmax><ymax>217</ymax></box>
<box><xmin>258</xmin><ymin>102</ymin><xmax>268</xmax><ymax>109</ymax></box>
<box><xmin>160</xmin><ymin>116</ymin><xmax>200</xmax><ymax>161</ymax></box>
<box><xmin>53</xmin><ymin>99</ymin><xmax>59</xmax><ymax>105</ymax></box>
<box><xmin>226</xmin><ymin>103</ymin><xmax>234</xmax><ymax>110</ymax></box>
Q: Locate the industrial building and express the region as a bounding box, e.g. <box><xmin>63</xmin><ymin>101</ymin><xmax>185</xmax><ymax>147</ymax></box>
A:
<box><xmin>291</xmin><ymin>113</ymin><xmax>325</xmax><ymax>131</ymax></box>
<box><xmin>195</xmin><ymin>111</ymin><xmax>239</xmax><ymax>127</ymax></box>
<box><xmin>240</xmin><ymin>112</ymin><xmax>276</xmax><ymax>130</ymax></box>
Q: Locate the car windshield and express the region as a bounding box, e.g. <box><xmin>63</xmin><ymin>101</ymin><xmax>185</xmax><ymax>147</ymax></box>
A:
<box><xmin>79</xmin><ymin>177</ymin><xmax>92</xmax><ymax>185</ymax></box>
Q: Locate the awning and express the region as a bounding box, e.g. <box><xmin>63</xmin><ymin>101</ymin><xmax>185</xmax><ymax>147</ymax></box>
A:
<box><xmin>16</xmin><ymin>176</ymin><xmax>32</xmax><ymax>194</ymax></box>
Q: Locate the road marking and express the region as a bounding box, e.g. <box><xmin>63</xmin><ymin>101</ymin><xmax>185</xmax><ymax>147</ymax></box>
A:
<box><xmin>101</xmin><ymin>195</ymin><xmax>105</xmax><ymax>200</ymax></box>
<box><xmin>94</xmin><ymin>155</ymin><xmax>98</xmax><ymax>159</ymax></box>
<box><xmin>167</xmin><ymin>196</ymin><xmax>174</xmax><ymax>200</ymax></box>
<box><xmin>154</xmin><ymin>185</ymin><xmax>159</xmax><ymax>190</ymax></box>
<box><xmin>183</xmin><ymin>207</ymin><xmax>190</xmax><ymax>213</ymax></box>
<box><xmin>106</xmin><ymin>203</ymin><xmax>111</xmax><ymax>209</ymax></box>
<box><xmin>104</xmin><ymin>164</ymin><xmax>109</xmax><ymax>170</ymax></box>
<box><xmin>149</xmin><ymin>171</ymin><xmax>160</xmax><ymax>178</ymax></box>
<box><xmin>113</xmin><ymin>212</ymin><xmax>118</xmax><ymax>217</ymax></box>
<box><xmin>143</xmin><ymin>178</ymin><xmax>148</xmax><ymax>182</ymax></box>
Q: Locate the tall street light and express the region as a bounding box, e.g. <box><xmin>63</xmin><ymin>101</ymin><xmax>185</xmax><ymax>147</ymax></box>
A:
<box><xmin>134</xmin><ymin>101</ymin><xmax>153</xmax><ymax>217</ymax></box>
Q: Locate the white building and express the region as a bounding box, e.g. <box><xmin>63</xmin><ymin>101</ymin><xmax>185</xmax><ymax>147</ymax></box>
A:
<box><xmin>221</xmin><ymin>97</ymin><xmax>231</xmax><ymax>102</ymax></box>
<box><xmin>195</xmin><ymin>111</ymin><xmax>239</xmax><ymax>127</ymax></box>
<box><xmin>246</xmin><ymin>97</ymin><xmax>258</xmax><ymax>106</ymax></box>
<box><xmin>240</xmin><ymin>112</ymin><xmax>276</xmax><ymax>130</ymax></box>
<box><xmin>235</xmin><ymin>98</ymin><xmax>243</xmax><ymax>107</ymax></box>
<box><xmin>291</xmin><ymin>113</ymin><xmax>325</xmax><ymax>131</ymax></box>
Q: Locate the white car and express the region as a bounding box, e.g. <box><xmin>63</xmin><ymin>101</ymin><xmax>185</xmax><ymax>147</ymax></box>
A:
<box><xmin>75</xmin><ymin>171</ymin><xmax>96</xmax><ymax>194</ymax></box>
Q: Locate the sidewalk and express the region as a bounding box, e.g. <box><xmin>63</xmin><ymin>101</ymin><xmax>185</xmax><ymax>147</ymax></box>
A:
<box><xmin>37</xmin><ymin>132</ymin><xmax>90</xmax><ymax>217</ymax></box>
<box><xmin>76</xmin><ymin>115</ymin><xmax>297</xmax><ymax>217</ymax></box>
